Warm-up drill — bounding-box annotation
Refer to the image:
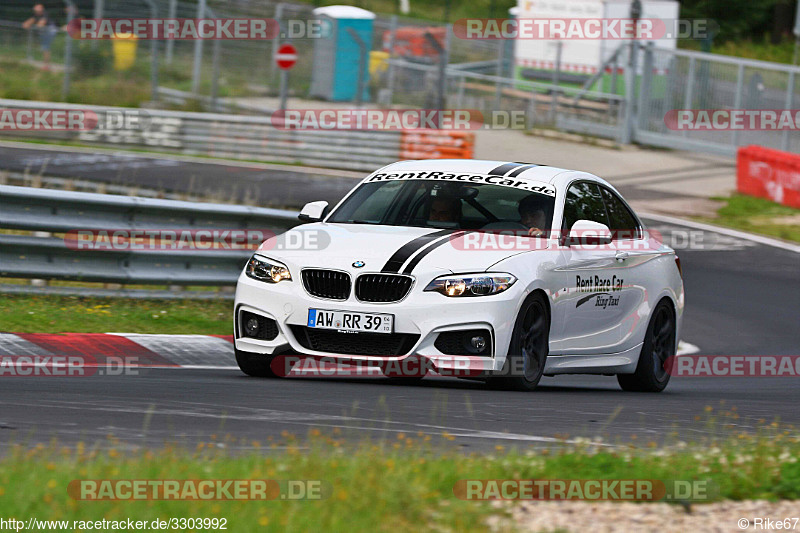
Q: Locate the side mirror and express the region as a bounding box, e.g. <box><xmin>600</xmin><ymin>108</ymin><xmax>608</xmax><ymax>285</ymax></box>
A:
<box><xmin>566</xmin><ymin>219</ymin><xmax>612</xmax><ymax>246</ymax></box>
<box><xmin>298</xmin><ymin>201</ymin><xmax>329</xmax><ymax>223</ymax></box>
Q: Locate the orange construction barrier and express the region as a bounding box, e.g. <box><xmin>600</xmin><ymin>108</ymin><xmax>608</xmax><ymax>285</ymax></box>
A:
<box><xmin>400</xmin><ymin>130</ymin><xmax>475</xmax><ymax>160</ymax></box>
<box><xmin>737</xmin><ymin>145</ymin><xmax>800</xmax><ymax>209</ymax></box>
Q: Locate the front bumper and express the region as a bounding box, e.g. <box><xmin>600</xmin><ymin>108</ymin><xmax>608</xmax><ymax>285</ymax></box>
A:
<box><xmin>233</xmin><ymin>272</ymin><xmax>525</xmax><ymax>374</ymax></box>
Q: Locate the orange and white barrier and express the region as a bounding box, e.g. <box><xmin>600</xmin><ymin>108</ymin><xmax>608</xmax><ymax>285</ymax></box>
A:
<box><xmin>400</xmin><ymin>130</ymin><xmax>475</xmax><ymax>160</ymax></box>
<box><xmin>737</xmin><ymin>145</ymin><xmax>800</xmax><ymax>209</ymax></box>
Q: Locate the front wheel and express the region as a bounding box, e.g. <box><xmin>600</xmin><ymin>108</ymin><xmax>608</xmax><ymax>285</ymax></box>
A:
<box><xmin>617</xmin><ymin>300</ymin><xmax>675</xmax><ymax>392</ymax></box>
<box><xmin>493</xmin><ymin>292</ymin><xmax>550</xmax><ymax>391</ymax></box>
<box><xmin>235</xmin><ymin>348</ymin><xmax>279</xmax><ymax>378</ymax></box>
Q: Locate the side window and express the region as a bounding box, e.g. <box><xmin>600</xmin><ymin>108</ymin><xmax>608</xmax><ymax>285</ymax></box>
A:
<box><xmin>562</xmin><ymin>182</ymin><xmax>609</xmax><ymax>233</ymax></box>
<box><xmin>600</xmin><ymin>187</ymin><xmax>640</xmax><ymax>240</ymax></box>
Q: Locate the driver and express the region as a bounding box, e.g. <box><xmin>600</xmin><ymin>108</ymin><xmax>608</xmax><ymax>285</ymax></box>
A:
<box><xmin>428</xmin><ymin>196</ymin><xmax>462</xmax><ymax>225</ymax></box>
<box><xmin>518</xmin><ymin>195</ymin><xmax>548</xmax><ymax>237</ymax></box>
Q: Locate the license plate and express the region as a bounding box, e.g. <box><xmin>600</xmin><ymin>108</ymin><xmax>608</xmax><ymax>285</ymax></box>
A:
<box><xmin>307</xmin><ymin>309</ymin><xmax>394</xmax><ymax>334</ymax></box>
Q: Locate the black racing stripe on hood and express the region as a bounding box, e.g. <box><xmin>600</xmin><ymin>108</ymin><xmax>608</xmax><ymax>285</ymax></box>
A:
<box><xmin>402</xmin><ymin>231</ymin><xmax>471</xmax><ymax>274</ymax></box>
<box><xmin>488</xmin><ymin>162</ymin><xmax>525</xmax><ymax>176</ymax></box>
<box><xmin>381</xmin><ymin>229</ymin><xmax>454</xmax><ymax>273</ymax></box>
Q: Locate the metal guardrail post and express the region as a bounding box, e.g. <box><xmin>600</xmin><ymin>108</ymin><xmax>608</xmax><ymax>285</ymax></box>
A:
<box><xmin>549</xmin><ymin>41</ymin><xmax>562</xmax><ymax>124</ymax></box>
<box><xmin>456</xmin><ymin>74</ymin><xmax>465</xmax><ymax>109</ymax></box>
<box><xmin>444</xmin><ymin>23</ymin><xmax>452</xmax><ymax>111</ymax></box>
<box><xmin>620</xmin><ymin>41</ymin><xmax>638</xmax><ymax>144</ymax></box>
<box><xmin>731</xmin><ymin>63</ymin><xmax>744</xmax><ymax>148</ymax></box>
<box><xmin>636</xmin><ymin>42</ymin><xmax>654</xmax><ymax>131</ymax></box>
<box><xmin>191</xmin><ymin>0</ymin><xmax>206</xmax><ymax>95</ymax></box>
<box><xmin>143</xmin><ymin>0</ymin><xmax>159</xmax><ymax>103</ymax></box>
<box><xmin>494</xmin><ymin>37</ymin><xmax>505</xmax><ymax>109</ymax></box>
<box><xmin>92</xmin><ymin>0</ymin><xmax>104</xmax><ymax>50</ymax></box>
<box><xmin>207</xmin><ymin>6</ymin><xmax>220</xmax><ymax>110</ymax></box>
<box><xmin>62</xmin><ymin>0</ymin><xmax>76</xmax><ymax>100</ymax></box>
<box><xmin>165</xmin><ymin>0</ymin><xmax>177</xmax><ymax>64</ymax></box>
<box><xmin>385</xmin><ymin>15</ymin><xmax>397</xmax><ymax>106</ymax></box>
<box><xmin>682</xmin><ymin>56</ymin><xmax>696</xmax><ymax>139</ymax></box>
<box><xmin>526</xmin><ymin>81</ymin><xmax>537</xmax><ymax>130</ymax></box>
<box><xmin>270</xmin><ymin>3</ymin><xmax>285</xmax><ymax>88</ymax></box>
<box><xmin>615</xmin><ymin>91</ymin><xmax>627</xmax><ymax>144</ymax></box>
<box><xmin>610</xmin><ymin>53</ymin><xmax>619</xmax><ymax>95</ymax></box>
<box><xmin>210</xmin><ymin>39</ymin><xmax>221</xmax><ymax>110</ymax></box>
<box><xmin>346</xmin><ymin>28</ymin><xmax>368</xmax><ymax>107</ymax></box>
<box><xmin>781</xmin><ymin>71</ymin><xmax>796</xmax><ymax>152</ymax></box>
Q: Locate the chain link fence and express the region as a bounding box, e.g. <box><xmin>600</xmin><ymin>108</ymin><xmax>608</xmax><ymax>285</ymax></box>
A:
<box><xmin>1</xmin><ymin>1</ymin><xmax>798</xmax><ymax>156</ymax></box>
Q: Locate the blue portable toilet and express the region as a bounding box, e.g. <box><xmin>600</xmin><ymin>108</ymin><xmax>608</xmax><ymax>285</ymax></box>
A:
<box><xmin>309</xmin><ymin>5</ymin><xmax>375</xmax><ymax>102</ymax></box>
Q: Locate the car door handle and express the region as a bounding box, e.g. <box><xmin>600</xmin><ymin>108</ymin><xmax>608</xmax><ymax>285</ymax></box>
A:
<box><xmin>615</xmin><ymin>251</ymin><xmax>629</xmax><ymax>261</ymax></box>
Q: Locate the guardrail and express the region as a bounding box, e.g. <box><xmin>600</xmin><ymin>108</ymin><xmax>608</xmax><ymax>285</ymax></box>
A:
<box><xmin>0</xmin><ymin>98</ymin><xmax>475</xmax><ymax>172</ymax></box>
<box><xmin>0</xmin><ymin>185</ymin><xmax>300</xmax><ymax>297</ymax></box>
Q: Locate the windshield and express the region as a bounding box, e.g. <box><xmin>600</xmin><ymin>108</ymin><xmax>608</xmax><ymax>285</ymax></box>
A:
<box><xmin>327</xmin><ymin>179</ymin><xmax>555</xmax><ymax>235</ymax></box>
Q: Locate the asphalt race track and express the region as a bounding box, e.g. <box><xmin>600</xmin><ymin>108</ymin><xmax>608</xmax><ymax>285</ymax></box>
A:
<box><xmin>0</xmin><ymin>144</ymin><xmax>362</xmax><ymax>208</ymax></box>
<box><xmin>0</xmin><ymin>143</ymin><xmax>723</xmax><ymax>209</ymax></box>
<box><xmin>1</xmin><ymin>214</ymin><xmax>798</xmax><ymax>452</ymax></box>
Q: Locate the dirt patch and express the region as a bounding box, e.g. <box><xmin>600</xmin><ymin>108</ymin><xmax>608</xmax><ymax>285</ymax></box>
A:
<box><xmin>498</xmin><ymin>499</ymin><xmax>799</xmax><ymax>532</ymax></box>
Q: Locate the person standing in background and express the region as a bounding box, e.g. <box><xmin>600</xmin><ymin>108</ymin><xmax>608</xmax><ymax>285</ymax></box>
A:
<box><xmin>22</xmin><ymin>4</ymin><xmax>57</xmax><ymax>70</ymax></box>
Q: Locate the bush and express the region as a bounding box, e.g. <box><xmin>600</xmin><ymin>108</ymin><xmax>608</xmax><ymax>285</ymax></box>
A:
<box><xmin>73</xmin><ymin>42</ymin><xmax>112</xmax><ymax>77</ymax></box>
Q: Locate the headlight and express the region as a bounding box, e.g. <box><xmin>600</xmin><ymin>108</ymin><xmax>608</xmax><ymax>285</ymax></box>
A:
<box><xmin>246</xmin><ymin>255</ymin><xmax>292</xmax><ymax>283</ymax></box>
<box><xmin>424</xmin><ymin>273</ymin><xmax>516</xmax><ymax>297</ymax></box>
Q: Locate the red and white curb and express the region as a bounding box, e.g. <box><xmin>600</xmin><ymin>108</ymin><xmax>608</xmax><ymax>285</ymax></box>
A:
<box><xmin>0</xmin><ymin>332</ymin><xmax>237</xmax><ymax>370</ymax></box>
<box><xmin>0</xmin><ymin>333</ymin><xmax>700</xmax><ymax>373</ymax></box>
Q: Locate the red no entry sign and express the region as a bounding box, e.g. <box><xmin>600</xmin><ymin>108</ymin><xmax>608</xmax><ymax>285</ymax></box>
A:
<box><xmin>275</xmin><ymin>43</ymin><xmax>297</xmax><ymax>70</ymax></box>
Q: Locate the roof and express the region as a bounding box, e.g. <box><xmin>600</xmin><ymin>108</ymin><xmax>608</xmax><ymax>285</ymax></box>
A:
<box><xmin>377</xmin><ymin>159</ymin><xmax>575</xmax><ymax>184</ymax></box>
<box><xmin>312</xmin><ymin>5</ymin><xmax>376</xmax><ymax>19</ymax></box>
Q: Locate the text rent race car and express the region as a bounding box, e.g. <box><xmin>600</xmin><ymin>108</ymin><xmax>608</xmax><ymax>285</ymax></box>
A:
<box><xmin>234</xmin><ymin>160</ymin><xmax>684</xmax><ymax>391</ymax></box>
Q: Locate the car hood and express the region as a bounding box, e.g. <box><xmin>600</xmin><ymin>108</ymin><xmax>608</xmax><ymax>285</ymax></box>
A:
<box><xmin>255</xmin><ymin>223</ymin><xmax>546</xmax><ymax>278</ymax></box>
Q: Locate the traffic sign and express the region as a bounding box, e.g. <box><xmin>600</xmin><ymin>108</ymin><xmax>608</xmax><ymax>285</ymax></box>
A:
<box><xmin>275</xmin><ymin>43</ymin><xmax>298</xmax><ymax>70</ymax></box>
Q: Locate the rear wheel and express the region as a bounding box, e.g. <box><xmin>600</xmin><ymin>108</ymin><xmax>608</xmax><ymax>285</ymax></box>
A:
<box><xmin>617</xmin><ymin>300</ymin><xmax>675</xmax><ymax>392</ymax></box>
<box><xmin>493</xmin><ymin>292</ymin><xmax>549</xmax><ymax>391</ymax></box>
<box><xmin>235</xmin><ymin>349</ymin><xmax>279</xmax><ymax>378</ymax></box>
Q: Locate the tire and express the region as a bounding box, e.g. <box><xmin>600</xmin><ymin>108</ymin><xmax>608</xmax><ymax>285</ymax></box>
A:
<box><xmin>235</xmin><ymin>348</ymin><xmax>279</xmax><ymax>378</ymax></box>
<box><xmin>617</xmin><ymin>300</ymin><xmax>675</xmax><ymax>392</ymax></box>
<box><xmin>493</xmin><ymin>292</ymin><xmax>550</xmax><ymax>391</ymax></box>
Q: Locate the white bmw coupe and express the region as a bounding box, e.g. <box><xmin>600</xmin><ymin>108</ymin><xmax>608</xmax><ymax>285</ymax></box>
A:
<box><xmin>234</xmin><ymin>159</ymin><xmax>684</xmax><ymax>392</ymax></box>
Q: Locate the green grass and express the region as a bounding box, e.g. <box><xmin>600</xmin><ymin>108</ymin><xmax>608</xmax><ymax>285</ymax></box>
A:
<box><xmin>0</xmin><ymin>58</ymin><xmax>152</xmax><ymax>107</ymax></box>
<box><xmin>696</xmin><ymin>193</ymin><xmax>800</xmax><ymax>243</ymax></box>
<box><xmin>0</xmin><ymin>294</ymin><xmax>233</xmax><ymax>334</ymax></box>
<box><xmin>0</xmin><ymin>50</ymin><xmax>257</xmax><ymax>107</ymax></box>
<box><xmin>1</xmin><ymin>417</ymin><xmax>799</xmax><ymax>531</ymax></box>
<box><xmin>680</xmin><ymin>36</ymin><xmax>798</xmax><ymax>65</ymax></box>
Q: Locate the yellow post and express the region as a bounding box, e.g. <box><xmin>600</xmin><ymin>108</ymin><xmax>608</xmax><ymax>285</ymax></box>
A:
<box><xmin>112</xmin><ymin>32</ymin><xmax>138</xmax><ymax>71</ymax></box>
